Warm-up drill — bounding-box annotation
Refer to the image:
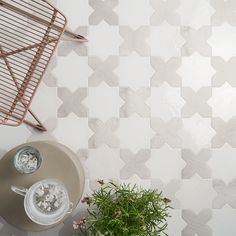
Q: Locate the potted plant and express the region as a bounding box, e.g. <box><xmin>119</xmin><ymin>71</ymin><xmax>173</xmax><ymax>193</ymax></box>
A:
<box><xmin>73</xmin><ymin>180</ymin><xmax>171</xmax><ymax>236</ymax></box>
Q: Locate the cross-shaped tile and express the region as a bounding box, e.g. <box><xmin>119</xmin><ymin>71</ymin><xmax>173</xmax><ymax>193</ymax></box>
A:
<box><xmin>119</xmin><ymin>87</ymin><xmax>150</xmax><ymax>117</ymax></box>
<box><xmin>211</xmin><ymin>57</ymin><xmax>236</xmax><ymax>87</ymax></box>
<box><xmin>150</xmin><ymin>57</ymin><xmax>182</xmax><ymax>87</ymax></box>
<box><xmin>182</xmin><ymin>209</ymin><xmax>212</xmax><ymax>236</ymax></box>
<box><xmin>89</xmin><ymin>0</ymin><xmax>118</xmax><ymax>25</ymax></box>
<box><xmin>120</xmin><ymin>149</ymin><xmax>151</xmax><ymax>179</ymax></box>
<box><xmin>181</xmin><ymin>26</ymin><xmax>212</xmax><ymax>56</ymax></box>
<box><xmin>212</xmin><ymin>117</ymin><xmax>236</xmax><ymax>148</ymax></box>
<box><xmin>119</xmin><ymin>26</ymin><xmax>150</xmax><ymax>56</ymax></box>
<box><xmin>88</xmin><ymin>118</ymin><xmax>119</xmax><ymax>148</ymax></box>
<box><xmin>181</xmin><ymin>87</ymin><xmax>212</xmax><ymax>117</ymax></box>
<box><xmin>151</xmin><ymin>179</ymin><xmax>182</xmax><ymax>209</ymax></box>
<box><xmin>213</xmin><ymin>179</ymin><xmax>236</xmax><ymax>209</ymax></box>
<box><xmin>151</xmin><ymin>118</ymin><xmax>182</xmax><ymax>148</ymax></box>
<box><xmin>211</xmin><ymin>0</ymin><xmax>236</xmax><ymax>26</ymax></box>
<box><xmin>181</xmin><ymin>149</ymin><xmax>212</xmax><ymax>179</ymax></box>
<box><xmin>150</xmin><ymin>0</ymin><xmax>180</xmax><ymax>25</ymax></box>
<box><xmin>57</xmin><ymin>88</ymin><xmax>88</xmax><ymax>118</ymax></box>
<box><xmin>58</xmin><ymin>26</ymin><xmax>88</xmax><ymax>56</ymax></box>
<box><xmin>88</xmin><ymin>56</ymin><xmax>119</xmax><ymax>87</ymax></box>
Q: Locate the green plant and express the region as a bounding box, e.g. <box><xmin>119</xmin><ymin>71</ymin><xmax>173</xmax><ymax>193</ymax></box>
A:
<box><xmin>73</xmin><ymin>181</ymin><xmax>171</xmax><ymax>236</ymax></box>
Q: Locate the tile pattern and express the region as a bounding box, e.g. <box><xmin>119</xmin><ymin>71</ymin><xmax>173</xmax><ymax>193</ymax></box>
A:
<box><xmin>1</xmin><ymin>0</ymin><xmax>236</xmax><ymax>235</ymax></box>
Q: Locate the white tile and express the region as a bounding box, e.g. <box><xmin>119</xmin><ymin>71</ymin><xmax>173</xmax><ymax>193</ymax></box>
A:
<box><xmin>52</xmin><ymin>52</ymin><xmax>91</xmax><ymax>90</ymax></box>
<box><xmin>177</xmin><ymin>53</ymin><xmax>215</xmax><ymax>91</ymax></box>
<box><xmin>88</xmin><ymin>23</ymin><xmax>119</xmax><ymax>58</ymax></box>
<box><xmin>208</xmin><ymin>83</ymin><xmax>236</xmax><ymax>122</ymax></box>
<box><xmin>115</xmin><ymin>54</ymin><xmax>153</xmax><ymax>89</ymax></box>
<box><xmin>176</xmin><ymin>176</ymin><xmax>216</xmax><ymax>213</ymax></box>
<box><xmin>148</xmin><ymin>23</ymin><xmax>185</xmax><ymax>60</ymax></box>
<box><xmin>147</xmin><ymin>83</ymin><xmax>185</xmax><ymax>121</ymax></box>
<box><xmin>177</xmin><ymin>0</ymin><xmax>215</xmax><ymax>29</ymax></box>
<box><xmin>84</xmin><ymin>84</ymin><xmax>122</xmax><ymax>121</ymax></box>
<box><xmin>167</xmin><ymin>209</ymin><xmax>186</xmax><ymax>236</ymax></box>
<box><xmin>117</xmin><ymin>116</ymin><xmax>155</xmax><ymax>152</ymax></box>
<box><xmin>86</xmin><ymin>146</ymin><xmax>122</xmax><ymax>179</ymax></box>
<box><xmin>116</xmin><ymin>0</ymin><xmax>153</xmax><ymax>27</ymax></box>
<box><xmin>147</xmin><ymin>146</ymin><xmax>184</xmax><ymax>183</ymax></box>
<box><xmin>209</xmin><ymin>23</ymin><xmax>236</xmax><ymax>60</ymax></box>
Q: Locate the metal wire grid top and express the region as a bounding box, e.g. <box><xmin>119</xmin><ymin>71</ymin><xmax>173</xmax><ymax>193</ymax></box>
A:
<box><xmin>0</xmin><ymin>0</ymin><xmax>67</xmax><ymax>127</ymax></box>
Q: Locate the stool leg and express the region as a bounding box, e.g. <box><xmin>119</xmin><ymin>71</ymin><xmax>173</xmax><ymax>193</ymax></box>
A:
<box><xmin>23</xmin><ymin>109</ymin><xmax>47</xmax><ymax>131</ymax></box>
<box><xmin>62</xmin><ymin>29</ymin><xmax>88</xmax><ymax>42</ymax></box>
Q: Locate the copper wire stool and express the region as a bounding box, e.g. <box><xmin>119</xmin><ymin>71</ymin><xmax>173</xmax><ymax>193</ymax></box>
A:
<box><xmin>0</xmin><ymin>0</ymin><xmax>87</xmax><ymax>131</ymax></box>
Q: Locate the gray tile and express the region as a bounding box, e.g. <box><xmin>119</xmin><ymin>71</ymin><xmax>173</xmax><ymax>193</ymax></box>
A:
<box><xmin>43</xmin><ymin>57</ymin><xmax>57</xmax><ymax>87</ymax></box>
<box><xmin>88</xmin><ymin>56</ymin><xmax>119</xmax><ymax>87</ymax></box>
<box><xmin>181</xmin><ymin>26</ymin><xmax>212</xmax><ymax>56</ymax></box>
<box><xmin>58</xmin><ymin>88</ymin><xmax>88</xmax><ymax>118</ymax></box>
<box><xmin>88</xmin><ymin>118</ymin><xmax>119</xmax><ymax>148</ymax></box>
<box><xmin>150</xmin><ymin>57</ymin><xmax>182</xmax><ymax>87</ymax></box>
<box><xmin>212</xmin><ymin>117</ymin><xmax>236</xmax><ymax>148</ymax></box>
<box><xmin>211</xmin><ymin>57</ymin><xmax>236</xmax><ymax>87</ymax></box>
<box><xmin>182</xmin><ymin>209</ymin><xmax>212</xmax><ymax>236</ymax></box>
<box><xmin>211</xmin><ymin>0</ymin><xmax>236</xmax><ymax>26</ymax></box>
<box><xmin>213</xmin><ymin>179</ymin><xmax>236</xmax><ymax>209</ymax></box>
<box><xmin>119</xmin><ymin>26</ymin><xmax>150</xmax><ymax>56</ymax></box>
<box><xmin>181</xmin><ymin>149</ymin><xmax>212</xmax><ymax>179</ymax></box>
<box><xmin>151</xmin><ymin>118</ymin><xmax>182</xmax><ymax>148</ymax></box>
<box><xmin>119</xmin><ymin>87</ymin><xmax>150</xmax><ymax>117</ymax></box>
<box><xmin>120</xmin><ymin>149</ymin><xmax>151</xmax><ymax>179</ymax></box>
<box><xmin>150</xmin><ymin>0</ymin><xmax>180</xmax><ymax>25</ymax></box>
<box><xmin>181</xmin><ymin>87</ymin><xmax>212</xmax><ymax>118</ymax></box>
<box><xmin>89</xmin><ymin>0</ymin><xmax>118</xmax><ymax>25</ymax></box>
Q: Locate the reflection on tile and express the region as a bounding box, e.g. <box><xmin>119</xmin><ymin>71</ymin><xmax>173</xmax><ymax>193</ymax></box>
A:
<box><xmin>177</xmin><ymin>53</ymin><xmax>215</xmax><ymax>91</ymax></box>
<box><xmin>150</xmin><ymin>118</ymin><xmax>182</xmax><ymax>148</ymax></box>
<box><xmin>120</xmin><ymin>149</ymin><xmax>150</xmax><ymax>179</ymax></box>
<box><xmin>150</xmin><ymin>57</ymin><xmax>182</xmax><ymax>87</ymax></box>
<box><xmin>147</xmin><ymin>84</ymin><xmax>185</xmax><ymax>121</ymax></box>
<box><xmin>213</xmin><ymin>179</ymin><xmax>236</xmax><ymax>209</ymax></box>
<box><xmin>180</xmin><ymin>114</ymin><xmax>215</xmax><ymax>154</ymax></box>
<box><xmin>150</xmin><ymin>0</ymin><xmax>180</xmax><ymax>26</ymax></box>
<box><xmin>211</xmin><ymin>117</ymin><xmax>236</xmax><ymax>148</ymax></box>
<box><xmin>120</xmin><ymin>87</ymin><xmax>150</xmax><ymax>118</ymax></box>
<box><xmin>182</xmin><ymin>209</ymin><xmax>212</xmax><ymax>236</ymax></box>
<box><xmin>211</xmin><ymin>57</ymin><xmax>236</xmax><ymax>87</ymax></box>
<box><xmin>181</xmin><ymin>87</ymin><xmax>212</xmax><ymax>118</ymax></box>
<box><xmin>181</xmin><ymin>26</ymin><xmax>212</xmax><ymax>56</ymax></box>
<box><xmin>89</xmin><ymin>0</ymin><xmax>118</xmax><ymax>25</ymax></box>
<box><xmin>88</xmin><ymin>118</ymin><xmax>119</xmax><ymax>148</ymax></box>
<box><xmin>208</xmin><ymin>83</ymin><xmax>236</xmax><ymax>121</ymax></box>
<box><xmin>119</xmin><ymin>26</ymin><xmax>150</xmax><ymax>56</ymax></box>
<box><xmin>181</xmin><ymin>149</ymin><xmax>212</xmax><ymax>179</ymax></box>
<box><xmin>151</xmin><ymin>179</ymin><xmax>182</xmax><ymax>209</ymax></box>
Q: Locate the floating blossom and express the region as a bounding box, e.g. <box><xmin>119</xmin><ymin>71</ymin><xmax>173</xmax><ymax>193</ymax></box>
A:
<box><xmin>73</xmin><ymin>218</ymin><xmax>87</xmax><ymax>230</ymax></box>
<box><xmin>97</xmin><ymin>179</ymin><xmax>105</xmax><ymax>185</ymax></box>
<box><xmin>81</xmin><ymin>197</ymin><xmax>91</xmax><ymax>205</ymax></box>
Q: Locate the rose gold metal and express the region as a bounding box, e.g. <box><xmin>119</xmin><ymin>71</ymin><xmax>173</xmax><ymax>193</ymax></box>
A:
<box><xmin>0</xmin><ymin>0</ymin><xmax>87</xmax><ymax>131</ymax></box>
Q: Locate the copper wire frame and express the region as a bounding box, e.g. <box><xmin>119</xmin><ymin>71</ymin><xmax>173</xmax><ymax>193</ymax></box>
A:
<box><xmin>0</xmin><ymin>0</ymin><xmax>87</xmax><ymax>131</ymax></box>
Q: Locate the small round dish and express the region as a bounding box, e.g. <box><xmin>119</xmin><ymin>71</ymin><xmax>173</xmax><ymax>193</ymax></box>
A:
<box><xmin>14</xmin><ymin>146</ymin><xmax>42</xmax><ymax>174</ymax></box>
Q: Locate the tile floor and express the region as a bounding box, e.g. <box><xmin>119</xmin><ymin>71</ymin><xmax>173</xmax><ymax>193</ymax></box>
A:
<box><xmin>1</xmin><ymin>0</ymin><xmax>236</xmax><ymax>235</ymax></box>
